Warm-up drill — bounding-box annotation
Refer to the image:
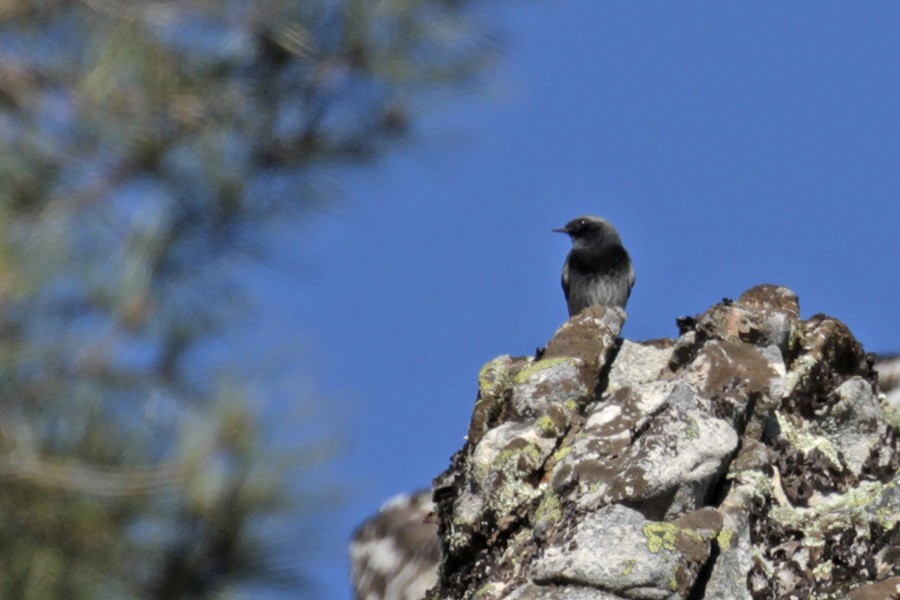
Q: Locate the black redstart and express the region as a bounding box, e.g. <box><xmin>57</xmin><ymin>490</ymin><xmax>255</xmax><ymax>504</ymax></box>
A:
<box><xmin>554</xmin><ymin>215</ymin><xmax>635</xmax><ymax>316</ymax></box>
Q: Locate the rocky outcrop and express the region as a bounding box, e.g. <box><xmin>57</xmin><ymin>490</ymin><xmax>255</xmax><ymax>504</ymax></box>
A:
<box><xmin>427</xmin><ymin>285</ymin><xmax>899</xmax><ymax>600</ymax></box>
<box><xmin>876</xmin><ymin>355</ymin><xmax>900</xmax><ymax>416</ymax></box>
<box><xmin>352</xmin><ymin>490</ymin><xmax>441</xmax><ymax>600</ymax></box>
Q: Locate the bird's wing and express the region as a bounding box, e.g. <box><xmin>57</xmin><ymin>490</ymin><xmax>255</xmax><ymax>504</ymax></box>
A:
<box><xmin>560</xmin><ymin>258</ymin><xmax>571</xmax><ymax>300</ymax></box>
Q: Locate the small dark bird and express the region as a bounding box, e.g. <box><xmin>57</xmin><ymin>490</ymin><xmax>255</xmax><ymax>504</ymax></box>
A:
<box><xmin>554</xmin><ymin>215</ymin><xmax>635</xmax><ymax>316</ymax></box>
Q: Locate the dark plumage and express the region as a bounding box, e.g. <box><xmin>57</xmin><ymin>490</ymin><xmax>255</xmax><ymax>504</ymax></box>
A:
<box><xmin>553</xmin><ymin>215</ymin><xmax>635</xmax><ymax>316</ymax></box>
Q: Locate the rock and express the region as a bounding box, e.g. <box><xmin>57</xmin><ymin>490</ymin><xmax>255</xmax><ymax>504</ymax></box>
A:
<box><xmin>874</xmin><ymin>354</ymin><xmax>900</xmax><ymax>421</ymax></box>
<box><xmin>350</xmin><ymin>490</ymin><xmax>440</xmax><ymax>600</ymax></box>
<box><xmin>531</xmin><ymin>504</ymin><xmax>721</xmax><ymax>600</ymax></box>
<box><xmin>503</xmin><ymin>583</ymin><xmax>624</xmax><ymax>600</ymax></box>
<box><xmin>847</xmin><ymin>576</ymin><xmax>900</xmax><ymax>600</ymax></box>
<box><xmin>551</xmin><ymin>381</ymin><xmax>738</xmax><ymax>519</ymax></box>
<box><xmin>352</xmin><ymin>285</ymin><xmax>900</xmax><ymax>600</ymax></box>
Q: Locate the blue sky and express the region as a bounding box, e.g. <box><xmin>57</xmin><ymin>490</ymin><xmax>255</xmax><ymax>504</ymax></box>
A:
<box><xmin>251</xmin><ymin>2</ymin><xmax>899</xmax><ymax>597</ymax></box>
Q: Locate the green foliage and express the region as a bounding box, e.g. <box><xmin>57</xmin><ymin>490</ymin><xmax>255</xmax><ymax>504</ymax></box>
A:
<box><xmin>0</xmin><ymin>0</ymin><xmax>493</xmax><ymax>596</ymax></box>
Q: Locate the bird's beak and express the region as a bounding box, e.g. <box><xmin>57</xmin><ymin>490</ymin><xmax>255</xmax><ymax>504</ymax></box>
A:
<box><xmin>552</xmin><ymin>227</ymin><xmax>568</xmax><ymax>234</ymax></box>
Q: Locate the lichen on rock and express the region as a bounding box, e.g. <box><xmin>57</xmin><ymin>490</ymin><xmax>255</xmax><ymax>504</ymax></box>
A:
<box><xmin>422</xmin><ymin>285</ymin><xmax>900</xmax><ymax>600</ymax></box>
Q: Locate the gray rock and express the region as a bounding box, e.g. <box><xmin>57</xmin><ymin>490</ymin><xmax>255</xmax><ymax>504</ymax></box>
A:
<box><xmin>875</xmin><ymin>355</ymin><xmax>900</xmax><ymax>412</ymax></box>
<box><xmin>509</xmin><ymin>357</ymin><xmax>592</xmax><ymax>418</ymax></box>
<box><xmin>552</xmin><ymin>382</ymin><xmax>738</xmax><ymax>519</ymax></box>
<box><xmin>702</xmin><ymin>474</ymin><xmax>765</xmax><ymax>600</ymax></box>
<box><xmin>354</xmin><ymin>285</ymin><xmax>900</xmax><ymax>600</ymax></box>
<box><xmin>818</xmin><ymin>377</ymin><xmax>885</xmax><ymax>474</ymax></box>
<box><xmin>503</xmin><ymin>583</ymin><xmax>626</xmax><ymax>600</ymax></box>
<box><xmin>606</xmin><ymin>340</ymin><xmax>673</xmax><ymax>394</ymax></box>
<box><xmin>532</xmin><ymin>504</ymin><xmax>718</xmax><ymax>600</ymax></box>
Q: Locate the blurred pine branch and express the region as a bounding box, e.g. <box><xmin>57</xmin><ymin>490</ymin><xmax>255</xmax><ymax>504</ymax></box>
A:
<box><xmin>0</xmin><ymin>0</ymin><xmax>496</xmax><ymax>597</ymax></box>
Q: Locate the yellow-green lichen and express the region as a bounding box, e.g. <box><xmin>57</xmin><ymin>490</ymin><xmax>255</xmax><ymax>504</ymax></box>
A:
<box><xmin>479</xmin><ymin>357</ymin><xmax>514</xmax><ymax>397</ymax></box>
<box><xmin>643</xmin><ymin>522</ymin><xmax>704</xmax><ymax>555</ymax></box>
<box><xmin>488</xmin><ymin>443</ymin><xmax>547</xmax><ymax>515</ymax></box>
<box><xmin>489</xmin><ymin>480</ymin><xmax>540</xmax><ymax>518</ymax></box>
<box><xmin>512</xmin><ymin>356</ymin><xmax>574</xmax><ymax>384</ymax></box>
<box><xmin>643</xmin><ymin>522</ymin><xmax>679</xmax><ymax>553</ymax></box>
<box><xmin>770</xmin><ymin>479</ymin><xmax>899</xmax><ymax>544</ymax></box>
<box><xmin>811</xmin><ymin>560</ymin><xmax>833</xmax><ymax>581</ymax></box>
<box><xmin>553</xmin><ymin>445</ymin><xmax>572</xmax><ymax>462</ymax></box>
<box><xmin>472</xmin><ymin>583</ymin><xmax>503</xmax><ymax>600</ymax></box>
<box><xmin>536</xmin><ymin>414</ymin><xmax>559</xmax><ymax>436</ymax></box>
<box><xmin>726</xmin><ymin>469</ymin><xmax>775</xmax><ymax>500</ymax></box>
<box><xmin>534</xmin><ymin>491</ymin><xmax>562</xmax><ymax>524</ymax></box>
<box><xmin>782</xmin><ymin>354</ymin><xmax>818</xmax><ymax>397</ymax></box>
<box><xmin>685</xmin><ymin>418</ymin><xmax>700</xmax><ymax>439</ymax></box>
<box><xmin>717</xmin><ymin>528</ymin><xmax>735</xmax><ymax>552</ymax></box>
<box><xmin>495</xmin><ymin>443</ymin><xmax>544</xmax><ymax>473</ymax></box>
<box><xmin>775</xmin><ymin>411</ymin><xmax>843</xmax><ymax>469</ymax></box>
<box><xmin>446</xmin><ymin>529</ymin><xmax>471</xmax><ymax>554</ymax></box>
<box><xmin>876</xmin><ymin>501</ymin><xmax>899</xmax><ymax>529</ymax></box>
<box><xmin>622</xmin><ymin>559</ymin><xmax>637</xmax><ymax>575</ymax></box>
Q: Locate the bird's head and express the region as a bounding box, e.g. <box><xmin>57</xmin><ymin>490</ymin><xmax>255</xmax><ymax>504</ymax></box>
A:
<box><xmin>553</xmin><ymin>215</ymin><xmax>623</xmax><ymax>250</ymax></box>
